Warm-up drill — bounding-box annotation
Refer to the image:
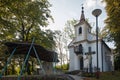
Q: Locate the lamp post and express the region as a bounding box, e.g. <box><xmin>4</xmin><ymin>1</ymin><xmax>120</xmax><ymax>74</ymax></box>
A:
<box><xmin>92</xmin><ymin>9</ymin><xmax>102</xmax><ymax>79</ymax></box>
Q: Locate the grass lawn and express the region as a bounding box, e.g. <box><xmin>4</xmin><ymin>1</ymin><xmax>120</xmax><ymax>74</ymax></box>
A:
<box><xmin>87</xmin><ymin>71</ymin><xmax>120</xmax><ymax>80</ymax></box>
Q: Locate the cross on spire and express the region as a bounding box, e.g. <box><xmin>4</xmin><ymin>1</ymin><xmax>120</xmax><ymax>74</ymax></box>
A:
<box><xmin>81</xmin><ymin>4</ymin><xmax>84</xmax><ymax>13</ymax></box>
<box><xmin>80</xmin><ymin>4</ymin><xmax>85</xmax><ymax>22</ymax></box>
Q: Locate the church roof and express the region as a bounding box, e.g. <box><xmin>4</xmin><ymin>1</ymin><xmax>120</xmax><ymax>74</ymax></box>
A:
<box><xmin>80</xmin><ymin>6</ymin><xmax>85</xmax><ymax>23</ymax></box>
<box><xmin>74</xmin><ymin>6</ymin><xmax>92</xmax><ymax>28</ymax></box>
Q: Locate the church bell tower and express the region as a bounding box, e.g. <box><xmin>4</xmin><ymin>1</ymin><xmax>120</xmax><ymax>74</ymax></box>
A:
<box><xmin>74</xmin><ymin>6</ymin><xmax>92</xmax><ymax>42</ymax></box>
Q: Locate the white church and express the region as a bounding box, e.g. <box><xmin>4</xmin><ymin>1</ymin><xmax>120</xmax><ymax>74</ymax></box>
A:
<box><xmin>68</xmin><ymin>7</ymin><xmax>114</xmax><ymax>72</ymax></box>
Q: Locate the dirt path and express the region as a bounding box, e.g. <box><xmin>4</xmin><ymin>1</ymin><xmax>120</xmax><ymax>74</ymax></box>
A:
<box><xmin>69</xmin><ymin>75</ymin><xmax>83</xmax><ymax>80</ymax></box>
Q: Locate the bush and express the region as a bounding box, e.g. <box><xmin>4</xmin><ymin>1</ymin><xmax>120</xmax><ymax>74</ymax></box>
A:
<box><xmin>55</xmin><ymin>63</ymin><xmax>69</xmax><ymax>70</ymax></box>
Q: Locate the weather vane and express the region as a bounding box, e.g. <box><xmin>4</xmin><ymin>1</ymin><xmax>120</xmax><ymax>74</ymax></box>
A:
<box><xmin>81</xmin><ymin>4</ymin><xmax>83</xmax><ymax>7</ymax></box>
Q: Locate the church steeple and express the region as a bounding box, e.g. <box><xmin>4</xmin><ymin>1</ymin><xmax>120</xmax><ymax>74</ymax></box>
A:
<box><xmin>80</xmin><ymin>5</ymin><xmax>85</xmax><ymax>22</ymax></box>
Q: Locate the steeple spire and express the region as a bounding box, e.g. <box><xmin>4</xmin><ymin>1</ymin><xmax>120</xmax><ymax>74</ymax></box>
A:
<box><xmin>80</xmin><ymin>4</ymin><xmax>85</xmax><ymax>22</ymax></box>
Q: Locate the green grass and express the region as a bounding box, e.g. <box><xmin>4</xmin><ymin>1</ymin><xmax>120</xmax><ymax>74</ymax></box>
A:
<box><xmin>89</xmin><ymin>71</ymin><xmax>120</xmax><ymax>80</ymax></box>
<box><xmin>55</xmin><ymin>63</ymin><xmax>69</xmax><ymax>70</ymax></box>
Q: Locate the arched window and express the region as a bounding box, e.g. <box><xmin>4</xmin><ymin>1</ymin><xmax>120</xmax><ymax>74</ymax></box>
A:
<box><xmin>79</xmin><ymin>27</ymin><xmax>82</xmax><ymax>34</ymax></box>
<box><xmin>79</xmin><ymin>44</ymin><xmax>83</xmax><ymax>54</ymax></box>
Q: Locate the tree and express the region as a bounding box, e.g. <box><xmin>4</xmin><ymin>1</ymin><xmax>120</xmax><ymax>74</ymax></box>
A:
<box><xmin>92</xmin><ymin>27</ymin><xmax>108</xmax><ymax>41</ymax></box>
<box><xmin>64</xmin><ymin>19</ymin><xmax>78</xmax><ymax>39</ymax></box>
<box><xmin>54</xmin><ymin>30</ymin><xmax>64</xmax><ymax>68</ymax></box>
<box><xmin>102</xmin><ymin>0</ymin><xmax>120</xmax><ymax>70</ymax></box>
<box><xmin>63</xmin><ymin>19</ymin><xmax>78</xmax><ymax>64</ymax></box>
<box><xmin>0</xmin><ymin>0</ymin><xmax>53</xmax><ymax>41</ymax></box>
<box><xmin>0</xmin><ymin>0</ymin><xmax>56</xmax><ymax>51</ymax></box>
<box><xmin>0</xmin><ymin>0</ymin><xmax>56</xmax><ymax>75</ymax></box>
<box><xmin>102</xmin><ymin>0</ymin><xmax>120</xmax><ymax>52</ymax></box>
<box><xmin>54</xmin><ymin>19</ymin><xmax>77</xmax><ymax>69</ymax></box>
<box><xmin>30</xmin><ymin>29</ymin><xmax>56</xmax><ymax>49</ymax></box>
<box><xmin>114</xmin><ymin>54</ymin><xmax>120</xmax><ymax>71</ymax></box>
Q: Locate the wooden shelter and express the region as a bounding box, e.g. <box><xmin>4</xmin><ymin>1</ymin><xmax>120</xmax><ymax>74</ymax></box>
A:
<box><xmin>5</xmin><ymin>42</ymin><xmax>59</xmax><ymax>62</ymax></box>
<box><xmin>0</xmin><ymin>41</ymin><xmax>59</xmax><ymax>79</ymax></box>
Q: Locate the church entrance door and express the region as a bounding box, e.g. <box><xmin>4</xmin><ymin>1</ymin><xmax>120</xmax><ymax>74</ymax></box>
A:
<box><xmin>80</xmin><ymin>57</ymin><xmax>84</xmax><ymax>70</ymax></box>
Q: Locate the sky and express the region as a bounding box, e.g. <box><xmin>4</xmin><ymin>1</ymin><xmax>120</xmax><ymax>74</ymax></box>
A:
<box><xmin>47</xmin><ymin>0</ymin><xmax>114</xmax><ymax>48</ymax></box>
<box><xmin>48</xmin><ymin>0</ymin><xmax>106</xmax><ymax>31</ymax></box>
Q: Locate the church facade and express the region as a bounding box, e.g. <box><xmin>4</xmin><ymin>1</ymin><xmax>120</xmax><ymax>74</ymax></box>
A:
<box><xmin>68</xmin><ymin>7</ymin><xmax>113</xmax><ymax>72</ymax></box>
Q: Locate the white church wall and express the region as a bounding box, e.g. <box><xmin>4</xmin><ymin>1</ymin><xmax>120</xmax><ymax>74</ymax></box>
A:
<box><xmin>82</xmin><ymin>42</ymin><xmax>89</xmax><ymax>69</ymax></box>
<box><xmin>89</xmin><ymin>42</ymin><xmax>98</xmax><ymax>72</ymax></box>
<box><xmin>75</xmin><ymin>25</ymin><xmax>79</xmax><ymax>38</ymax></box>
<box><xmin>75</xmin><ymin>26</ymin><xmax>78</xmax><ymax>37</ymax></box>
<box><xmin>83</xmin><ymin>42</ymin><xmax>90</xmax><ymax>69</ymax></box>
<box><xmin>103</xmin><ymin>45</ymin><xmax>108</xmax><ymax>71</ymax></box>
<box><xmin>98</xmin><ymin>42</ymin><xmax>102</xmax><ymax>72</ymax></box>
<box><xmin>87</xmin><ymin>33</ymin><xmax>96</xmax><ymax>41</ymax></box>
<box><xmin>84</xmin><ymin>41</ymin><xmax>103</xmax><ymax>72</ymax></box>
<box><xmin>101</xmin><ymin>42</ymin><xmax>112</xmax><ymax>72</ymax></box>
<box><xmin>74</xmin><ymin>56</ymin><xmax>80</xmax><ymax>70</ymax></box>
<box><xmin>81</xmin><ymin>42</ymin><xmax>96</xmax><ymax>70</ymax></box>
<box><xmin>75</xmin><ymin>24</ymin><xmax>87</xmax><ymax>42</ymax></box>
<box><xmin>102</xmin><ymin>44</ymin><xmax>106</xmax><ymax>71</ymax></box>
<box><xmin>91</xmin><ymin>41</ymin><xmax>106</xmax><ymax>72</ymax></box>
<box><xmin>69</xmin><ymin>47</ymin><xmax>80</xmax><ymax>71</ymax></box>
<box><xmin>69</xmin><ymin>47</ymin><xmax>75</xmax><ymax>71</ymax></box>
<box><xmin>82</xmin><ymin>42</ymin><xmax>88</xmax><ymax>54</ymax></box>
<box><xmin>69</xmin><ymin>39</ymin><xmax>112</xmax><ymax>72</ymax></box>
<box><xmin>90</xmin><ymin>42</ymin><xmax>97</xmax><ymax>69</ymax></box>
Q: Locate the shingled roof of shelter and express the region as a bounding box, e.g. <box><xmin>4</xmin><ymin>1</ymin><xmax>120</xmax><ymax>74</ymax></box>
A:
<box><xmin>4</xmin><ymin>42</ymin><xmax>59</xmax><ymax>62</ymax></box>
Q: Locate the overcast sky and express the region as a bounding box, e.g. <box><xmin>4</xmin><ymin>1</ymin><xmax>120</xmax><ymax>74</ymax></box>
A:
<box><xmin>47</xmin><ymin>0</ymin><xmax>106</xmax><ymax>31</ymax></box>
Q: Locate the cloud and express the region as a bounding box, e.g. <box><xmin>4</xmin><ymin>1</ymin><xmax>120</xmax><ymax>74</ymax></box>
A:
<box><xmin>99</xmin><ymin>0</ymin><xmax>106</xmax><ymax>7</ymax></box>
<box><xmin>84</xmin><ymin>0</ymin><xmax>106</xmax><ymax>9</ymax></box>
<box><xmin>85</xmin><ymin>0</ymin><xmax>96</xmax><ymax>8</ymax></box>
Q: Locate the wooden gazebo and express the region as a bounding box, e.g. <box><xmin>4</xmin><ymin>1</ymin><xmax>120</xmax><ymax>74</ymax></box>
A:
<box><xmin>5</xmin><ymin>42</ymin><xmax>59</xmax><ymax>62</ymax></box>
<box><xmin>0</xmin><ymin>40</ymin><xmax>59</xmax><ymax>80</ymax></box>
